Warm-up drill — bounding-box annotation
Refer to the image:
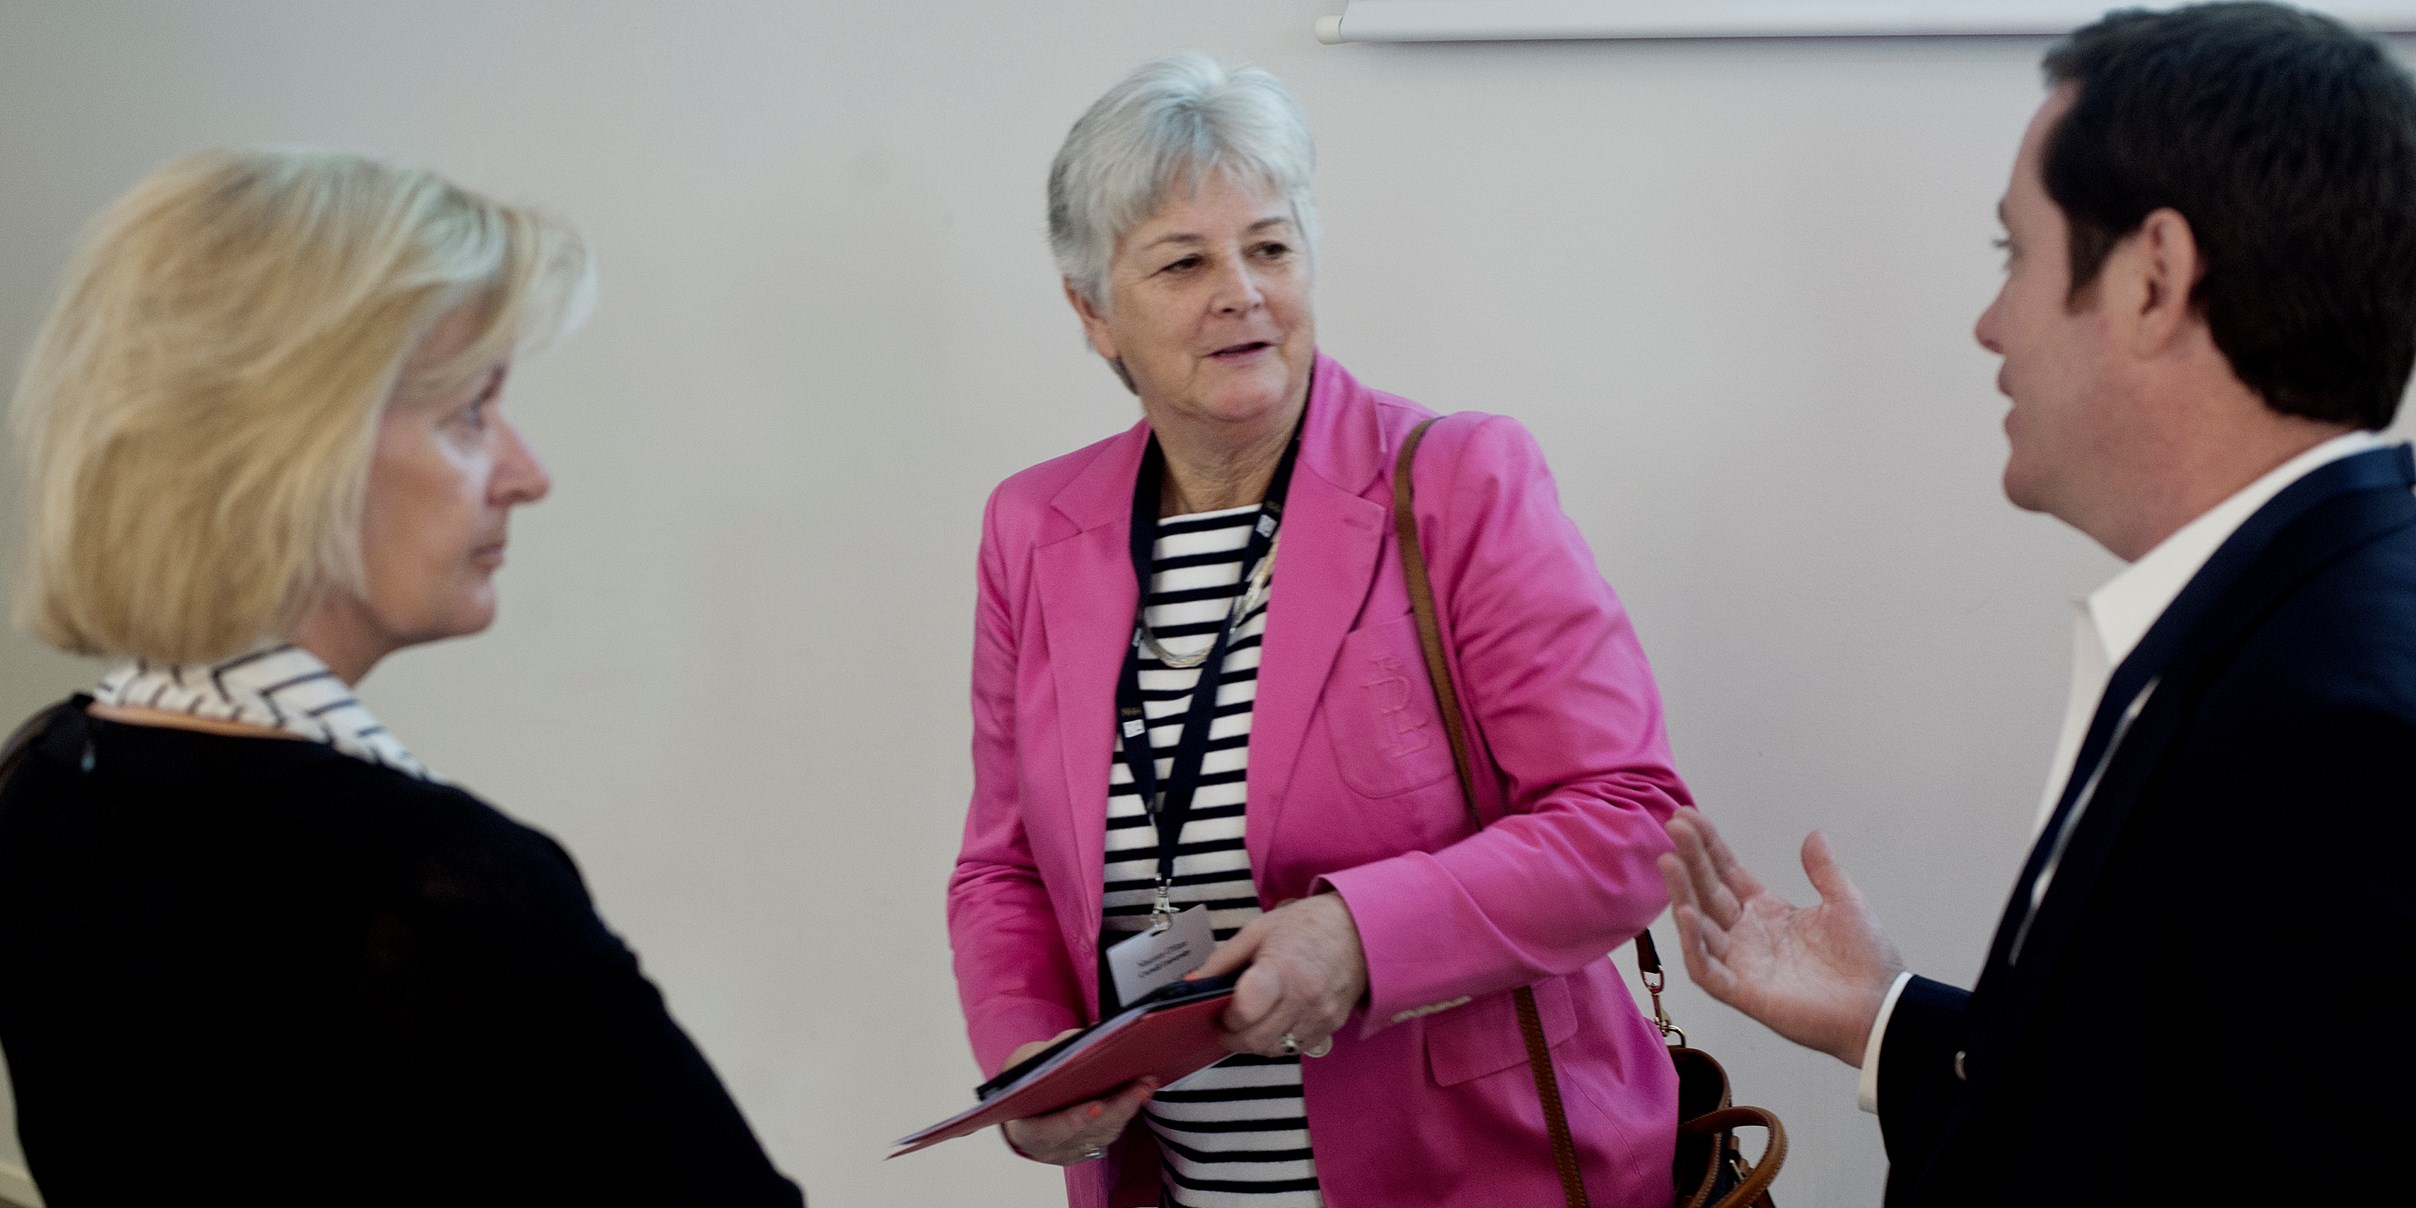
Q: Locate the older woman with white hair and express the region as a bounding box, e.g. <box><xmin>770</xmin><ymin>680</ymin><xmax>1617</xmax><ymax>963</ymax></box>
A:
<box><xmin>949</xmin><ymin>54</ymin><xmax>1691</xmax><ymax>1208</ymax></box>
<box><xmin>0</xmin><ymin>150</ymin><xmax>803</xmax><ymax>1206</ymax></box>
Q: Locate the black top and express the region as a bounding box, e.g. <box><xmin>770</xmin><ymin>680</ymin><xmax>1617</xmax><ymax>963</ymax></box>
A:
<box><xmin>0</xmin><ymin>702</ymin><xmax>803</xmax><ymax>1207</ymax></box>
<box><xmin>1875</xmin><ymin>446</ymin><xmax>2416</xmax><ymax>1206</ymax></box>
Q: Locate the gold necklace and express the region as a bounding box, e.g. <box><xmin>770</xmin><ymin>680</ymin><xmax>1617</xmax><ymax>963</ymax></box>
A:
<box><xmin>1135</xmin><ymin>529</ymin><xmax>1280</xmax><ymax>669</ymax></box>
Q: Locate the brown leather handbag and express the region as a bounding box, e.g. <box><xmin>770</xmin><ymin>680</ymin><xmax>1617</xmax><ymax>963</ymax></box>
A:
<box><xmin>1392</xmin><ymin>417</ymin><xmax>1785</xmax><ymax>1208</ymax></box>
<box><xmin>1634</xmin><ymin>929</ymin><xmax>1786</xmax><ymax>1208</ymax></box>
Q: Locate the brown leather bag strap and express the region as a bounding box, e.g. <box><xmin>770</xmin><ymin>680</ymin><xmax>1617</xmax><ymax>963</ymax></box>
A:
<box><xmin>1392</xmin><ymin>418</ymin><xmax>1487</xmax><ymax>835</ymax></box>
<box><xmin>1508</xmin><ymin>984</ymin><xmax>1589</xmax><ymax>1207</ymax></box>
<box><xmin>1393</xmin><ymin>416</ymin><xmax>1592</xmax><ymax>1208</ymax></box>
<box><xmin>1677</xmin><ymin>1106</ymin><xmax>1788</xmax><ymax>1208</ymax></box>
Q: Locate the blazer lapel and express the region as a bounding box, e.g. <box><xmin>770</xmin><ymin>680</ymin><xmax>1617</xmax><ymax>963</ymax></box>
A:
<box><xmin>1033</xmin><ymin>359</ymin><xmax>1399</xmax><ymax>909</ymax></box>
<box><xmin>1974</xmin><ymin>444</ymin><xmax>2416</xmax><ymax>1004</ymax></box>
<box><xmin>1245</xmin><ymin>356</ymin><xmax>1391</xmax><ymax>878</ymax></box>
<box><xmin>1248</xmin><ymin>471</ymin><xmax>1386</xmax><ymax>871</ymax></box>
<box><xmin>1033</xmin><ymin>426</ymin><xmax>1148</xmax><ymax>937</ymax></box>
<box><xmin>1917</xmin><ymin>445</ymin><xmax>2416</xmax><ymax>1193</ymax></box>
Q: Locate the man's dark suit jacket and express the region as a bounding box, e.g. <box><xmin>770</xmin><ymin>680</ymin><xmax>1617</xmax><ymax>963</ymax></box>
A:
<box><xmin>1876</xmin><ymin>443</ymin><xmax>2416</xmax><ymax>1206</ymax></box>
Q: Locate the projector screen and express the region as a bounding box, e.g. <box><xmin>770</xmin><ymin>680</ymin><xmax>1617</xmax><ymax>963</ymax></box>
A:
<box><xmin>1318</xmin><ymin>0</ymin><xmax>2416</xmax><ymax>43</ymax></box>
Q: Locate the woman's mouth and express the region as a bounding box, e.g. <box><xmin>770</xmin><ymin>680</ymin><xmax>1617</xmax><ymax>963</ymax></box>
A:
<box><xmin>1209</xmin><ymin>341</ymin><xmax>1272</xmax><ymax>360</ymax></box>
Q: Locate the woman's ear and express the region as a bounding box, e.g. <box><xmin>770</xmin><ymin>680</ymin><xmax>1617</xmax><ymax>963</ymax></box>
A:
<box><xmin>1063</xmin><ymin>278</ymin><xmax>1119</xmax><ymax>363</ymax></box>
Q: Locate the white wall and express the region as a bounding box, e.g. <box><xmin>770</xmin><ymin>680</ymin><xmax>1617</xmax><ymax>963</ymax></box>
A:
<box><xmin>2</xmin><ymin>3</ymin><xmax>2408</xmax><ymax>1204</ymax></box>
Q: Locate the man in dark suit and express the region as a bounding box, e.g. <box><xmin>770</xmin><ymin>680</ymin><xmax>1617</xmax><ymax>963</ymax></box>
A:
<box><xmin>1659</xmin><ymin>5</ymin><xmax>2416</xmax><ymax>1204</ymax></box>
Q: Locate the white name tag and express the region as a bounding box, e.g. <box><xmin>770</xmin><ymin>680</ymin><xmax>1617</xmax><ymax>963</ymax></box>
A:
<box><xmin>1106</xmin><ymin>904</ymin><xmax>1214</xmax><ymax>1007</ymax></box>
<box><xmin>1122</xmin><ymin>718</ymin><xmax>1147</xmax><ymax>739</ymax></box>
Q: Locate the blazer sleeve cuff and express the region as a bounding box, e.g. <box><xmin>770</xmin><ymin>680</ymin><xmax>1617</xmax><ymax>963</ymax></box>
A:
<box><xmin>970</xmin><ymin>995</ymin><xmax>1086</xmax><ymax>1077</ymax></box>
<box><xmin>1857</xmin><ymin>970</ymin><xmax>1915</xmax><ymax>1113</ymax></box>
<box><xmin>1874</xmin><ymin>974</ymin><xmax>1973</xmax><ymax>1127</ymax></box>
<box><xmin>1316</xmin><ymin>853</ymin><xmax>1501</xmax><ymax>1036</ymax></box>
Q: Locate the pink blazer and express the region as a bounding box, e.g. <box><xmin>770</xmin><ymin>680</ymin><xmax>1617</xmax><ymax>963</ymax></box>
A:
<box><xmin>949</xmin><ymin>354</ymin><xmax>1689</xmax><ymax>1208</ymax></box>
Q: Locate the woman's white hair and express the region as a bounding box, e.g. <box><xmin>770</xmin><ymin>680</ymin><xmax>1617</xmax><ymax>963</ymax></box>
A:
<box><xmin>1047</xmin><ymin>51</ymin><xmax>1317</xmax><ymax>306</ymax></box>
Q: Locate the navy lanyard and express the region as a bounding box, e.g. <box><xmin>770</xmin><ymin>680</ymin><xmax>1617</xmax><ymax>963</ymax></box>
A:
<box><xmin>1115</xmin><ymin>418</ymin><xmax>1304</xmax><ymax>922</ymax></box>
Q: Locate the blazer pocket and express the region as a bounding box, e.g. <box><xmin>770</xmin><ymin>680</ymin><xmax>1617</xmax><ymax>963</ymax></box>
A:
<box><xmin>1425</xmin><ymin>977</ymin><xmax>1579</xmax><ymax>1088</ymax></box>
<box><xmin>1320</xmin><ymin>614</ymin><xmax>1461</xmax><ymax>799</ymax></box>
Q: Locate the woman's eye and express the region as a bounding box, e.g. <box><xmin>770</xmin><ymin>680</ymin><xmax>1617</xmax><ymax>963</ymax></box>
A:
<box><xmin>453</xmin><ymin>391</ymin><xmax>495</xmax><ymax>433</ymax></box>
<box><xmin>1255</xmin><ymin>241</ymin><xmax>1291</xmax><ymax>259</ymax></box>
<box><xmin>450</xmin><ymin>370</ymin><xmax>505</xmax><ymax>434</ymax></box>
<box><xmin>1161</xmin><ymin>256</ymin><xmax>1201</xmax><ymax>275</ymax></box>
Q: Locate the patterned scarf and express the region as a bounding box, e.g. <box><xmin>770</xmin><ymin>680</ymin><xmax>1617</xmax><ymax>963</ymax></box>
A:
<box><xmin>94</xmin><ymin>641</ymin><xmax>436</xmax><ymax>781</ymax></box>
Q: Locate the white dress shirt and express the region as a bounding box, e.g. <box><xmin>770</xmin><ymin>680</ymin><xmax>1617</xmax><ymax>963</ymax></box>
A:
<box><xmin>1855</xmin><ymin>430</ymin><xmax>2388</xmax><ymax>1112</ymax></box>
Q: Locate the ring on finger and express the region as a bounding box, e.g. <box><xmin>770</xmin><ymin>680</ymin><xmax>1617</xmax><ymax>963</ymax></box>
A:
<box><xmin>1302</xmin><ymin>1035</ymin><xmax>1333</xmax><ymax>1059</ymax></box>
<box><xmin>1078</xmin><ymin>1147</ymin><xmax>1106</xmax><ymax>1163</ymax></box>
<box><xmin>1278</xmin><ymin>1032</ymin><xmax>1300</xmax><ymax>1057</ymax></box>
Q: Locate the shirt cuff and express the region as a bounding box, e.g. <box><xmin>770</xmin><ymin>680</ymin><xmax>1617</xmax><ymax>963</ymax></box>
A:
<box><xmin>1855</xmin><ymin>971</ymin><xmax>1915</xmax><ymax>1114</ymax></box>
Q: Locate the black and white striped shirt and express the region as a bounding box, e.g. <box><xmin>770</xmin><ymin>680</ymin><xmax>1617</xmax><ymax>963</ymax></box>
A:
<box><xmin>1108</xmin><ymin>505</ymin><xmax>1321</xmax><ymax>1208</ymax></box>
<box><xmin>94</xmin><ymin>642</ymin><xmax>434</xmax><ymax>781</ymax></box>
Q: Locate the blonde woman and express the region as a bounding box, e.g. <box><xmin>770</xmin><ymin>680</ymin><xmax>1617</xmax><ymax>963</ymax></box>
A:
<box><xmin>0</xmin><ymin>151</ymin><xmax>802</xmax><ymax>1206</ymax></box>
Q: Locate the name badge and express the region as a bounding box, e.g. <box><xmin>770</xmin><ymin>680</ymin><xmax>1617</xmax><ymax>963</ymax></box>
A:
<box><xmin>1106</xmin><ymin>904</ymin><xmax>1214</xmax><ymax>1006</ymax></box>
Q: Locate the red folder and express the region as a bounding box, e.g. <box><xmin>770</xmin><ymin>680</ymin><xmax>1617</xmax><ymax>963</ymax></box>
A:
<box><xmin>891</xmin><ymin>979</ymin><xmax>1237</xmax><ymax>1157</ymax></box>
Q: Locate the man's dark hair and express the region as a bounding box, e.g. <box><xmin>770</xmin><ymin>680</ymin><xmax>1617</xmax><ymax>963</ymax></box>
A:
<box><xmin>2043</xmin><ymin>2</ymin><xmax>2416</xmax><ymax>429</ymax></box>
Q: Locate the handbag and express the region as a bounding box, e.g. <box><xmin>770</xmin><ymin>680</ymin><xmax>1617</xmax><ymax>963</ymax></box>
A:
<box><xmin>1634</xmin><ymin>929</ymin><xmax>1786</xmax><ymax>1208</ymax></box>
<box><xmin>1391</xmin><ymin>417</ymin><xmax>1786</xmax><ymax>1208</ymax></box>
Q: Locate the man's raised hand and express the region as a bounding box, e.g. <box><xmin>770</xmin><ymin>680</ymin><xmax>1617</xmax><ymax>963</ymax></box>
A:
<box><xmin>1657</xmin><ymin>811</ymin><xmax>1906</xmax><ymax>1066</ymax></box>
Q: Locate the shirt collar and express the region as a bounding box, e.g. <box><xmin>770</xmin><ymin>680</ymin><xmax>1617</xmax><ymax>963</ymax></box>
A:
<box><xmin>2085</xmin><ymin>430</ymin><xmax>2388</xmax><ymax>669</ymax></box>
<box><xmin>94</xmin><ymin>640</ymin><xmax>438</xmax><ymax>782</ymax></box>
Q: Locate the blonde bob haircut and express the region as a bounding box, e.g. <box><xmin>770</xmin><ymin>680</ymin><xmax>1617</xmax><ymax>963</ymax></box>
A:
<box><xmin>11</xmin><ymin>148</ymin><xmax>593</xmax><ymax>665</ymax></box>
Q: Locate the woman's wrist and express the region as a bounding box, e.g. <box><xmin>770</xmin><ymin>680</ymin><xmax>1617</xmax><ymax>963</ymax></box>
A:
<box><xmin>1000</xmin><ymin>1119</ymin><xmax>1044</xmax><ymax>1162</ymax></box>
<box><xmin>1005</xmin><ymin>1124</ymin><xmax>1108</xmax><ymax>1166</ymax></box>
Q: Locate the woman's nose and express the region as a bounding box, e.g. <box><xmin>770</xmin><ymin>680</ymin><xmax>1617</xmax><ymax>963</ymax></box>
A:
<box><xmin>1211</xmin><ymin>257</ymin><xmax>1264</xmax><ymax>315</ymax></box>
<box><xmin>493</xmin><ymin>418</ymin><xmax>552</xmax><ymax>506</ymax></box>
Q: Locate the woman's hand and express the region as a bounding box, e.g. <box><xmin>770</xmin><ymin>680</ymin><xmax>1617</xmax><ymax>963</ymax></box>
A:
<box><xmin>998</xmin><ymin>1030</ymin><xmax>1159</xmax><ymax>1165</ymax></box>
<box><xmin>1190</xmin><ymin>893</ymin><xmax>1368</xmax><ymax>1058</ymax></box>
